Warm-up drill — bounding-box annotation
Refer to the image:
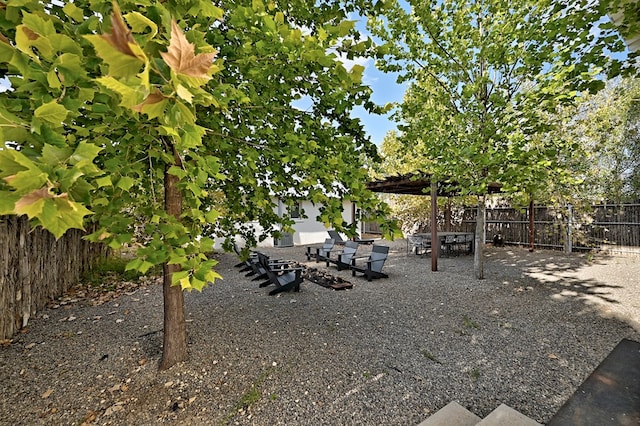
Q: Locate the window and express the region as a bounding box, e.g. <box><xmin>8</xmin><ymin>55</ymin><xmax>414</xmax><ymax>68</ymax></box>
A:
<box><xmin>289</xmin><ymin>202</ymin><xmax>301</xmax><ymax>219</ymax></box>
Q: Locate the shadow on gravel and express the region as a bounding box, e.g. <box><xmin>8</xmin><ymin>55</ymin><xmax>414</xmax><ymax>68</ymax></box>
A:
<box><xmin>485</xmin><ymin>246</ymin><xmax>632</xmax><ymax>319</ymax></box>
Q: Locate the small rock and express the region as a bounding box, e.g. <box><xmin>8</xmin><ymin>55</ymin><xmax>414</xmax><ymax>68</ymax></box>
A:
<box><xmin>103</xmin><ymin>405</ymin><xmax>123</xmax><ymax>416</ymax></box>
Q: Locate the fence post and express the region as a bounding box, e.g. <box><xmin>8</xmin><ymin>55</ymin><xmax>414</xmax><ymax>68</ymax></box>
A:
<box><xmin>482</xmin><ymin>202</ymin><xmax>487</xmax><ymax>245</ymax></box>
<box><xmin>566</xmin><ymin>203</ymin><xmax>573</xmax><ymax>253</ymax></box>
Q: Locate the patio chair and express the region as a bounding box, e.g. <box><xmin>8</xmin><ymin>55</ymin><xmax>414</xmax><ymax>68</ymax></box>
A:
<box><xmin>306</xmin><ymin>238</ymin><xmax>335</xmax><ymax>262</ymax></box>
<box><xmin>233</xmin><ymin>242</ymin><xmax>256</xmax><ymax>272</ymax></box>
<box><xmin>326</xmin><ymin>240</ymin><xmax>359</xmax><ymax>271</ymax></box>
<box><xmin>408</xmin><ymin>235</ymin><xmax>430</xmax><ymax>255</ymax></box>
<box><xmin>256</xmin><ymin>252</ymin><xmax>305</xmax><ymax>296</ymax></box>
<box><xmin>461</xmin><ymin>233</ymin><xmax>474</xmax><ymax>255</ymax></box>
<box><xmin>327</xmin><ymin>229</ymin><xmax>347</xmax><ymax>245</ymax></box>
<box><xmin>242</xmin><ymin>250</ymin><xmax>273</xmax><ymax>287</ymax></box>
<box><xmin>350</xmin><ymin>245</ymin><xmax>389</xmax><ymax>281</ymax></box>
<box><xmin>441</xmin><ymin>234</ymin><xmax>456</xmax><ymax>257</ymax></box>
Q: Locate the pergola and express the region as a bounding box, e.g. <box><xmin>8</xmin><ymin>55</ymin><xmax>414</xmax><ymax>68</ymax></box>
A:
<box><xmin>366</xmin><ymin>173</ymin><xmax>502</xmax><ymax>271</ymax></box>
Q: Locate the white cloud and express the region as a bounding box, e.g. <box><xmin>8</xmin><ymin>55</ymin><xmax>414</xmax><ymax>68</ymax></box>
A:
<box><xmin>337</xmin><ymin>53</ymin><xmax>373</xmax><ymax>71</ymax></box>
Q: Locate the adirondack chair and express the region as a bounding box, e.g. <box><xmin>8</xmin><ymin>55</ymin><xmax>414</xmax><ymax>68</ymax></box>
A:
<box><xmin>306</xmin><ymin>238</ymin><xmax>335</xmax><ymax>262</ymax></box>
<box><xmin>327</xmin><ymin>229</ymin><xmax>347</xmax><ymax>246</ymax></box>
<box><xmin>350</xmin><ymin>245</ymin><xmax>389</xmax><ymax>281</ymax></box>
<box><xmin>233</xmin><ymin>242</ymin><xmax>256</xmax><ymax>272</ymax></box>
<box><xmin>256</xmin><ymin>252</ymin><xmax>304</xmax><ymax>296</ymax></box>
<box><xmin>326</xmin><ymin>240</ymin><xmax>359</xmax><ymax>271</ymax></box>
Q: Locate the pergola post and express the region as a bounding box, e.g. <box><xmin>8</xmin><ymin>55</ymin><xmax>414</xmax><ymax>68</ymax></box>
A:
<box><xmin>431</xmin><ymin>181</ymin><xmax>438</xmax><ymax>271</ymax></box>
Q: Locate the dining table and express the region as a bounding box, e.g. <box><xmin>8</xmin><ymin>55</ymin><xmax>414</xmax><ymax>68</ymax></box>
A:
<box><xmin>410</xmin><ymin>231</ymin><xmax>475</xmax><ymax>257</ymax></box>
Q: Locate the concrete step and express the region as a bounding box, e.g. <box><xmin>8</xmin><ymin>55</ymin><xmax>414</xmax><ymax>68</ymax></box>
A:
<box><xmin>418</xmin><ymin>402</ymin><xmax>541</xmax><ymax>426</ymax></box>
<box><xmin>417</xmin><ymin>401</ymin><xmax>481</xmax><ymax>426</ymax></box>
<box><xmin>478</xmin><ymin>404</ymin><xmax>542</xmax><ymax>426</ymax></box>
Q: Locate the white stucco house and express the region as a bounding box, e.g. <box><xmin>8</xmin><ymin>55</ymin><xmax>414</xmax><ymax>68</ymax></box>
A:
<box><xmin>212</xmin><ymin>198</ymin><xmax>364</xmax><ymax>249</ymax></box>
<box><xmin>254</xmin><ymin>199</ymin><xmax>362</xmax><ymax>248</ymax></box>
<box><xmin>609</xmin><ymin>4</ymin><xmax>640</xmax><ymax>52</ymax></box>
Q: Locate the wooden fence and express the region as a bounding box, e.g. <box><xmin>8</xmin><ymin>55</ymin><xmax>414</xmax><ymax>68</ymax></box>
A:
<box><xmin>455</xmin><ymin>203</ymin><xmax>640</xmax><ymax>254</ymax></box>
<box><xmin>0</xmin><ymin>216</ymin><xmax>107</xmax><ymax>340</ymax></box>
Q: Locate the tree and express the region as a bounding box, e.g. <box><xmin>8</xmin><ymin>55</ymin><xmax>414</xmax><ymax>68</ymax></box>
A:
<box><xmin>570</xmin><ymin>77</ymin><xmax>640</xmax><ymax>202</ymax></box>
<box><xmin>0</xmin><ymin>0</ymin><xmax>395</xmax><ymax>369</ymax></box>
<box><xmin>374</xmin><ymin>131</ymin><xmax>474</xmax><ymax>234</ymax></box>
<box><xmin>369</xmin><ymin>0</ymin><xmax>634</xmax><ymax>278</ymax></box>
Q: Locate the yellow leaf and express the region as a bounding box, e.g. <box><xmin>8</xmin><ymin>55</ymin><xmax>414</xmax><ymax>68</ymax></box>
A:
<box><xmin>176</xmin><ymin>84</ymin><xmax>193</xmax><ymax>103</ymax></box>
<box><xmin>160</xmin><ymin>20</ymin><xmax>217</xmax><ymax>80</ymax></box>
<box><xmin>178</xmin><ymin>277</ymin><xmax>192</xmax><ymax>290</ymax></box>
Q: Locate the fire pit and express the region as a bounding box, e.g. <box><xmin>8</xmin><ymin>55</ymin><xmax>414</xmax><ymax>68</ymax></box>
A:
<box><xmin>304</xmin><ymin>267</ymin><xmax>353</xmax><ymax>290</ymax></box>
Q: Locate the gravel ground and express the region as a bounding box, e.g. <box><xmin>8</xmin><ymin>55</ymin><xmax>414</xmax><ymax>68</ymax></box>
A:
<box><xmin>1</xmin><ymin>240</ymin><xmax>639</xmax><ymax>426</ymax></box>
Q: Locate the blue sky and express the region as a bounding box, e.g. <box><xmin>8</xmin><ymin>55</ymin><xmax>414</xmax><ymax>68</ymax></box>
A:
<box><xmin>345</xmin><ymin>16</ymin><xmax>407</xmax><ymax>147</ymax></box>
<box><xmin>352</xmin><ymin>63</ymin><xmax>406</xmax><ymax>146</ymax></box>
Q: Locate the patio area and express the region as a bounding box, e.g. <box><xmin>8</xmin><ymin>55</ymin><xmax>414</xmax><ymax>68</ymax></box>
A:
<box><xmin>1</xmin><ymin>240</ymin><xmax>638</xmax><ymax>425</ymax></box>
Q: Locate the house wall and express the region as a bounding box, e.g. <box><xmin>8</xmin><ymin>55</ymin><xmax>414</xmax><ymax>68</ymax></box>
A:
<box><xmin>214</xmin><ymin>199</ymin><xmax>358</xmax><ymax>249</ymax></box>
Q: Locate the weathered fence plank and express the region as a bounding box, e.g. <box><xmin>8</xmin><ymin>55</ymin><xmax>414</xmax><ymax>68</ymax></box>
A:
<box><xmin>456</xmin><ymin>203</ymin><xmax>640</xmax><ymax>254</ymax></box>
<box><xmin>0</xmin><ymin>216</ymin><xmax>107</xmax><ymax>340</ymax></box>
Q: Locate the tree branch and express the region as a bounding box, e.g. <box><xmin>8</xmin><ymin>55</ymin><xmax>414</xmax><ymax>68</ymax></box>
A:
<box><xmin>412</xmin><ymin>58</ymin><xmax>462</xmax><ymax>115</ymax></box>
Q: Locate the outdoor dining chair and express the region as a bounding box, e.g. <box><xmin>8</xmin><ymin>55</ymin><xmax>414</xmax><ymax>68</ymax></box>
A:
<box><xmin>408</xmin><ymin>235</ymin><xmax>429</xmax><ymax>255</ymax></box>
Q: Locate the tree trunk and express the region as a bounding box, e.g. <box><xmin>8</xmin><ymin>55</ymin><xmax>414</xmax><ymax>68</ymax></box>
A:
<box><xmin>474</xmin><ymin>196</ymin><xmax>485</xmax><ymax>280</ymax></box>
<box><xmin>159</xmin><ymin>149</ymin><xmax>188</xmax><ymax>371</ymax></box>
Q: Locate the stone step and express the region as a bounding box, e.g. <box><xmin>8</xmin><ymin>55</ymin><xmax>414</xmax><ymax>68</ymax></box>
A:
<box><xmin>478</xmin><ymin>404</ymin><xmax>542</xmax><ymax>426</ymax></box>
<box><xmin>418</xmin><ymin>402</ymin><xmax>541</xmax><ymax>426</ymax></box>
<box><xmin>417</xmin><ymin>401</ymin><xmax>481</xmax><ymax>426</ymax></box>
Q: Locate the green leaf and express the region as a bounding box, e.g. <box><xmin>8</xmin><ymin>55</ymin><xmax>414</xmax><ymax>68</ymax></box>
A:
<box><xmin>34</xmin><ymin>101</ymin><xmax>68</xmax><ymax>126</ymax></box>
<box><xmin>124</xmin><ymin>12</ymin><xmax>158</xmax><ymax>38</ymax></box>
<box><xmin>189</xmin><ymin>276</ymin><xmax>206</xmax><ymax>291</ymax></box>
<box><xmin>0</xmin><ymin>39</ymin><xmax>14</xmax><ymax>62</ymax></box>
<box><xmin>4</xmin><ymin>169</ymin><xmax>48</xmax><ymax>193</ymax></box>
<box><xmin>32</xmin><ymin>196</ymin><xmax>91</xmax><ymax>239</ymax></box>
<box><xmin>41</xmin><ymin>144</ymin><xmax>72</xmax><ymax>166</ymax></box>
<box><xmin>96</xmin><ymin>76</ymin><xmax>144</xmax><ymax>108</ymax></box>
<box><xmin>168</xmin><ymin>166</ymin><xmax>188</xmax><ymax>179</ymax></box>
<box><xmin>84</xmin><ymin>35</ymin><xmax>145</xmax><ymax>78</ymax></box>
<box><xmin>171</xmin><ymin>270</ymin><xmax>190</xmax><ymax>285</ymax></box>
<box><xmin>70</xmin><ymin>142</ymin><xmax>103</xmax><ymax>165</ymax></box>
<box><xmin>126</xmin><ymin>258</ymin><xmax>155</xmax><ymax>273</ymax></box>
<box><xmin>116</xmin><ymin>176</ymin><xmax>136</xmax><ymax>191</ymax></box>
<box><xmin>187</xmin><ymin>2</ymin><xmax>223</xmax><ymax>19</ymax></box>
<box><xmin>62</xmin><ymin>2</ymin><xmax>84</xmax><ymax>22</ymax></box>
<box><xmin>0</xmin><ymin>191</ymin><xmax>19</xmax><ymax>215</ymax></box>
<box><xmin>349</xmin><ymin>64</ymin><xmax>365</xmax><ymax>84</ymax></box>
<box><xmin>95</xmin><ymin>176</ymin><xmax>112</xmax><ymax>188</ymax></box>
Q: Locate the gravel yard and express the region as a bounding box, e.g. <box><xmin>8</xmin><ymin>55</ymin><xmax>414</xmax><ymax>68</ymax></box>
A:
<box><xmin>1</xmin><ymin>240</ymin><xmax>638</xmax><ymax>425</ymax></box>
